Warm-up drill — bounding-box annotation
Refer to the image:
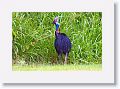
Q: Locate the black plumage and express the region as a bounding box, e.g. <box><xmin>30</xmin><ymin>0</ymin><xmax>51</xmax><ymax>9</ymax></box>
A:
<box><xmin>53</xmin><ymin>17</ymin><xmax>72</xmax><ymax>64</ymax></box>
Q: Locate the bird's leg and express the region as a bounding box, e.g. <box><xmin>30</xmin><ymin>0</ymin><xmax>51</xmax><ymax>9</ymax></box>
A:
<box><xmin>58</xmin><ymin>54</ymin><xmax>62</xmax><ymax>64</ymax></box>
<box><xmin>64</xmin><ymin>53</ymin><xmax>68</xmax><ymax>64</ymax></box>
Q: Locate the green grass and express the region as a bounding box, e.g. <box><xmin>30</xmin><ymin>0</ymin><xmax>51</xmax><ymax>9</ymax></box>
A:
<box><xmin>12</xmin><ymin>64</ymin><xmax>102</xmax><ymax>71</ymax></box>
<box><xmin>12</xmin><ymin>12</ymin><xmax>102</xmax><ymax>65</ymax></box>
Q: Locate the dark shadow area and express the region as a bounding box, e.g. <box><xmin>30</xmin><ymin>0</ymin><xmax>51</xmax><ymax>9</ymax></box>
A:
<box><xmin>3</xmin><ymin>83</ymin><xmax>115</xmax><ymax>87</ymax></box>
<box><xmin>114</xmin><ymin>2</ymin><xmax>118</xmax><ymax>86</ymax></box>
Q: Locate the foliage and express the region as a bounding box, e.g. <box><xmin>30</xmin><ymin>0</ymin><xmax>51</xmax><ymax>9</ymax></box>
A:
<box><xmin>12</xmin><ymin>12</ymin><xmax>102</xmax><ymax>65</ymax></box>
<box><xmin>13</xmin><ymin>64</ymin><xmax>102</xmax><ymax>71</ymax></box>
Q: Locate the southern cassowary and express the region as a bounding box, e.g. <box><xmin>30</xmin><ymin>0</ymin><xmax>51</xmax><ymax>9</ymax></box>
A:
<box><xmin>53</xmin><ymin>17</ymin><xmax>72</xmax><ymax>64</ymax></box>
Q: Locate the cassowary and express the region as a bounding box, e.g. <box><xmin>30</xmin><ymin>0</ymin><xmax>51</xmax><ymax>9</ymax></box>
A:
<box><xmin>53</xmin><ymin>17</ymin><xmax>72</xmax><ymax>64</ymax></box>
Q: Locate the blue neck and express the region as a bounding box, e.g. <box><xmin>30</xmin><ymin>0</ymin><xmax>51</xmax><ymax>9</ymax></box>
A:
<box><xmin>55</xmin><ymin>22</ymin><xmax>59</xmax><ymax>31</ymax></box>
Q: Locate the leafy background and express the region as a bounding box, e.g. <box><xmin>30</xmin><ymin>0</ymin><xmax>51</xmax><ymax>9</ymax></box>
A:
<box><xmin>12</xmin><ymin>12</ymin><xmax>102</xmax><ymax>65</ymax></box>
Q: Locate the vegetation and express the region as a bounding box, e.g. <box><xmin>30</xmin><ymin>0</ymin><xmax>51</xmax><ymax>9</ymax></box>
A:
<box><xmin>12</xmin><ymin>12</ymin><xmax>102</xmax><ymax>68</ymax></box>
<box><xmin>13</xmin><ymin>64</ymin><xmax>102</xmax><ymax>71</ymax></box>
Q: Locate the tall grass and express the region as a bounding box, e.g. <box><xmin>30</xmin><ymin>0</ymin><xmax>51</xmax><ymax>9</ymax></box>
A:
<box><xmin>12</xmin><ymin>12</ymin><xmax>102</xmax><ymax>65</ymax></box>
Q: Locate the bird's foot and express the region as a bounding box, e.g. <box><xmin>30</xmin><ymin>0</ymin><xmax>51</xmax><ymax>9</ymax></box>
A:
<box><xmin>64</xmin><ymin>61</ymin><xmax>67</xmax><ymax>65</ymax></box>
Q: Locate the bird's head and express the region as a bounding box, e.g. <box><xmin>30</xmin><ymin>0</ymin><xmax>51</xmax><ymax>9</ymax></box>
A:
<box><xmin>53</xmin><ymin>16</ymin><xmax>59</xmax><ymax>24</ymax></box>
<box><xmin>53</xmin><ymin>16</ymin><xmax>60</xmax><ymax>33</ymax></box>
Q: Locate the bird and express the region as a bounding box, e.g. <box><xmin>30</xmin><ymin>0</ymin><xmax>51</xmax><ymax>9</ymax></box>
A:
<box><xmin>53</xmin><ymin>17</ymin><xmax>72</xmax><ymax>64</ymax></box>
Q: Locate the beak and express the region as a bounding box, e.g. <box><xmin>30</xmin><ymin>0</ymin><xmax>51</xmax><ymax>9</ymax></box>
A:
<box><xmin>52</xmin><ymin>20</ymin><xmax>55</xmax><ymax>24</ymax></box>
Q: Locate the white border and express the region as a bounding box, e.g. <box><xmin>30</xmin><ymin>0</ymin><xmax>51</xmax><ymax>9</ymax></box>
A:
<box><xmin>0</xmin><ymin>0</ymin><xmax>114</xmax><ymax>83</ymax></box>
